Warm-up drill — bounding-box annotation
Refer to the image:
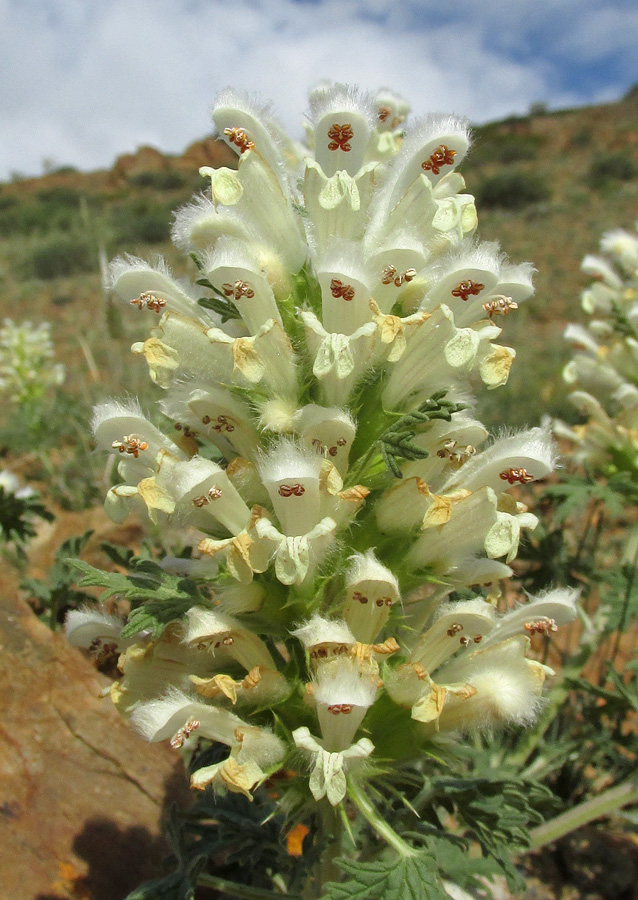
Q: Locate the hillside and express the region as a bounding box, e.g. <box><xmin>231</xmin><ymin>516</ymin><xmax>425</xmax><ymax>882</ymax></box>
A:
<box><xmin>1</xmin><ymin>92</ymin><xmax>637</xmax><ymax>433</ymax></box>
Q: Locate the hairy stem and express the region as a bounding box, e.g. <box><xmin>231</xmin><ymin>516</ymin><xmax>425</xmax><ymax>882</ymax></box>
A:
<box><xmin>348</xmin><ymin>778</ymin><xmax>417</xmax><ymax>859</ymax></box>
<box><xmin>528</xmin><ymin>777</ymin><xmax>638</xmax><ymax>850</ymax></box>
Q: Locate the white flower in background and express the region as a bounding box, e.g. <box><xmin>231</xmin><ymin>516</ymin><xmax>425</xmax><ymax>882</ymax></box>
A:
<box><xmin>558</xmin><ymin>221</ymin><xmax>638</xmax><ymax>474</ymax></box>
<box><xmin>0</xmin><ymin>318</ymin><xmax>65</xmax><ymax>406</ymax></box>
<box><xmin>0</xmin><ymin>469</ymin><xmax>36</xmax><ymax>499</ymax></box>
<box><xmin>72</xmin><ymin>82</ymin><xmax>576</xmax><ymax>812</ymax></box>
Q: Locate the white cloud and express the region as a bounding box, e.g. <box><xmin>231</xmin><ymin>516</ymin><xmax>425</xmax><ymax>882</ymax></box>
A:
<box><xmin>0</xmin><ymin>0</ymin><xmax>634</xmax><ymax>179</ymax></box>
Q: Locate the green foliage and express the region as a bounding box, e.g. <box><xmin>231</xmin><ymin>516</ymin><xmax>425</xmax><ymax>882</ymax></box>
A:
<box><xmin>542</xmin><ymin>471</ymin><xmax>631</xmax><ymax>525</ymax></box>
<box><xmin>196</xmin><ymin>276</ymin><xmax>242</xmax><ymax>322</ymax></box>
<box><xmin>468</xmin><ymin>133</ymin><xmax>544</xmax><ymax>167</ymax></box>
<box><xmin>70</xmin><ymin>551</ymin><xmax>205</xmax><ymax>638</ymax></box>
<box><xmin>610</xmin><ymin>300</ymin><xmax>638</xmax><ymax>340</ymax></box>
<box><xmin>0</xmin><ymin>187</ymin><xmax>85</xmax><ymax>238</ymax></box>
<box><xmin>377</xmin><ymin>392</ymin><xmax>465</xmax><ymax>478</ymax></box>
<box><xmin>125</xmin><ymin>788</ymin><xmax>312</xmax><ymax>900</ymax></box>
<box><xmin>588</xmin><ymin>153</ymin><xmax>637</xmax><ymax>189</ymax></box>
<box><xmin>21</xmin><ymin>531</ymin><xmax>94</xmax><ymax>627</ymax></box>
<box><xmin>475</xmin><ymin>170</ymin><xmax>550</xmax><ymax>209</ymax></box>
<box><xmin>110</xmin><ymin>197</ymin><xmax>173</xmax><ymax>244</ymax></box>
<box><xmin>322</xmin><ymin>853</ymin><xmax>447</xmax><ymax>900</ymax></box>
<box><xmin>0</xmin><ymin>486</ymin><xmax>53</xmax><ymax>554</ymax></box>
<box><xmin>421</xmin><ymin>776</ymin><xmax>553</xmax><ymax>890</ymax></box>
<box><xmin>127</xmin><ymin>170</ymin><xmax>187</xmax><ymax>190</ymax></box>
<box><xmin>27</xmin><ymin>231</ymin><xmax>94</xmax><ymax>279</ymax></box>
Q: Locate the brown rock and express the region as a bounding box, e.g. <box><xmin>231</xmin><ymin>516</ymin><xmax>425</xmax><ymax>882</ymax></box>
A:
<box><xmin>0</xmin><ymin>589</ymin><xmax>189</xmax><ymax>900</ymax></box>
<box><xmin>113</xmin><ymin>145</ymin><xmax>169</xmax><ymax>179</ymax></box>
<box><xmin>179</xmin><ymin>137</ymin><xmax>236</xmax><ymax>171</ymax></box>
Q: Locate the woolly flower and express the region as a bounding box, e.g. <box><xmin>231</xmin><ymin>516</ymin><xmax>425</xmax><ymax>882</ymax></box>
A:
<box><xmin>0</xmin><ymin>318</ymin><xmax>65</xmax><ymax>405</ymax></box>
<box><xmin>72</xmin><ymin>82</ymin><xmax>575</xmax><ymax>814</ymax></box>
<box><xmin>558</xmin><ymin>221</ymin><xmax>638</xmax><ymax>474</ymax></box>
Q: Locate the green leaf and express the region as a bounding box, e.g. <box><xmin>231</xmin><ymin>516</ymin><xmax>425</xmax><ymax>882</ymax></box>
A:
<box><xmin>123</xmin><ymin>872</ymin><xmax>194</xmax><ymax>900</ymax></box>
<box><xmin>68</xmin><ymin>556</ymin><xmax>205</xmax><ymax>639</ymax></box>
<box><xmin>321</xmin><ymin>853</ymin><xmax>449</xmax><ymax>900</ymax></box>
<box><xmin>197</xmin><ymin>294</ymin><xmax>242</xmax><ymax>322</ymax></box>
<box><xmin>375</xmin><ymin>393</ymin><xmax>466</xmax><ymax>479</ymax></box>
<box><xmin>0</xmin><ymin>486</ymin><xmax>54</xmax><ymax>553</ymax></box>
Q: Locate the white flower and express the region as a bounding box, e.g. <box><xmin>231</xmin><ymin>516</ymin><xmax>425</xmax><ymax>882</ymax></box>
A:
<box><xmin>85</xmin><ymin>82</ymin><xmax>573</xmax><ymax>812</ymax></box>
<box><xmin>293</xmin><ymin>726</ymin><xmax>374</xmax><ymax>805</ymax></box>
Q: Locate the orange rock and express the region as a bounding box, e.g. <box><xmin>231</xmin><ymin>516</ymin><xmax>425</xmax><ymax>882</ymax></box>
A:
<box><xmin>0</xmin><ymin>588</ymin><xmax>189</xmax><ymax>899</ymax></box>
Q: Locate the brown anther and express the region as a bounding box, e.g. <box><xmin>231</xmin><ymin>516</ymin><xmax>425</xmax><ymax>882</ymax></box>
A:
<box><xmin>375</xmin><ymin>598</ymin><xmax>384</xmax><ymax>607</ymax></box>
<box><xmin>222</xmin><ymin>635</ymin><xmax>234</xmax><ymax>646</ymax></box>
<box><xmin>317</xmin><ymin>647</ymin><xmax>328</xmax><ymax>658</ymax></box>
<box><xmin>214</xmin><ymin>641</ymin><xmax>221</xmax><ymax>648</ymax></box>
<box><xmin>327</xmin><ymin>123</ymin><xmax>354</xmax><ymax>152</ymax></box>
<box><xmin>447</xmin><ymin>623</ymin><xmax>463</xmax><ymax>636</ymax></box>
<box><xmin>211</xmin><ymin>414</ymin><xmax>235</xmax><ymax>433</ymax></box>
<box><xmin>337</xmin><ymin>438</ymin><xmax>347</xmax><ymax>447</ymax></box>
<box><xmin>222</xmin><ymin>280</ymin><xmax>255</xmax><ymax>301</ymax></box>
<box><xmin>352</xmin><ymin>592</ymin><xmax>368</xmax><ymax>604</ymax></box>
<box><xmin>328</xmin><ymin>446</ymin><xmax>338</xmax><ymax>457</ymax></box>
<box><xmin>451</xmin><ymin>279</ymin><xmax>485</xmax><ymax>302</ymax></box>
<box><xmin>310</xmin><ymin>650</ymin><xmax>317</xmax><ymax>659</ymax></box>
<box><xmin>193</xmin><ymin>487</ymin><xmax>222</xmax><ymax>507</ymax></box>
<box><xmin>378</xmin><ymin>105</ymin><xmax>391</xmax><ymax>122</ymax></box>
<box><xmin>224</xmin><ymin>127</ymin><xmax>255</xmax><ymax>153</ymax></box>
<box><xmin>473</xmin><ymin>635</ymin><xmax>483</xmax><ymax>644</ymax></box>
<box><xmin>384</xmin><ymin>597</ymin><xmax>393</xmax><ymax>607</ymax></box>
<box><xmin>524</xmin><ymin>618</ymin><xmax>558</xmax><ymax>636</ymax></box>
<box><xmin>437</xmin><ymin>440</ymin><xmax>475</xmax><ymax>466</ymax></box>
<box><xmin>460</xmin><ymin>636</ymin><xmax>470</xmax><ymax>647</ymax></box>
<box><xmin>201</xmin><ymin>415</ymin><xmax>211</xmax><ymax>425</ymax></box>
<box><xmin>381</xmin><ymin>264</ymin><xmax>397</xmax><ymax>285</ymax></box>
<box><xmin>499</xmin><ymin>467</ymin><xmax>534</xmax><ymax>486</ymax></box>
<box><xmin>330</xmin><ymin>279</ymin><xmax>355</xmax><ymax>302</ymax></box>
<box><xmin>483</xmin><ymin>296</ymin><xmax>518</xmax><ymax>318</ymax></box>
<box><xmin>174</xmin><ymin>422</ymin><xmax>182</xmax><ymax>431</ymax></box>
<box><xmin>170</xmin><ymin>719</ymin><xmax>200</xmax><ymax>749</ymax></box>
<box><xmin>111</xmin><ymin>435</ymin><xmax>148</xmax><ymax>458</ymax></box>
<box><xmin>130</xmin><ymin>291</ymin><xmax>167</xmax><ymax>313</ymax></box>
<box><xmin>278</xmin><ymin>483</ymin><xmax>306</xmax><ymax>497</ymax></box>
<box><xmin>421</xmin><ymin>144</ymin><xmax>456</xmax><ymax>175</ymax></box>
<box><xmin>327</xmin><ymin>704</ymin><xmax>353</xmax><ymax>715</ymax></box>
<box><xmin>381</xmin><ymin>265</ymin><xmax>418</xmax><ymax>288</ymax></box>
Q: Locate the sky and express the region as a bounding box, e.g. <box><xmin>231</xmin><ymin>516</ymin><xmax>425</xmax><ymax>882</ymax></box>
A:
<box><xmin>1</xmin><ymin>0</ymin><xmax>637</xmax><ymax>181</ymax></box>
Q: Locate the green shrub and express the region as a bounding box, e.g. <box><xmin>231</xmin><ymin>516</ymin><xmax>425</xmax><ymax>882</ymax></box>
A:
<box><xmin>0</xmin><ymin>189</ymin><xmax>84</xmax><ymax>237</ymax></box>
<box><xmin>36</xmin><ymin>186</ymin><xmax>82</xmax><ymax>207</ymax></box>
<box><xmin>110</xmin><ymin>198</ymin><xmax>172</xmax><ymax>244</ymax></box>
<box><xmin>0</xmin><ymin>194</ymin><xmax>18</xmax><ymax>211</ymax></box>
<box><xmin>27</xmin><ymin>233</ymin><xmax>94</xmax><ymax>280</ymax></box>
<box><xmin>475</xmin><ymin>170</ymin><xmax>550</xmax><ymax>209</ymax></box>
<box><xmin>127</xmin><ymin>169</ymin><xmax>186</xmax><ymax>190</ymax></box>
<box><xmin>588</xmin><ymin>154</ymin><xmax>637</xmax><ymax>189</ymax></box>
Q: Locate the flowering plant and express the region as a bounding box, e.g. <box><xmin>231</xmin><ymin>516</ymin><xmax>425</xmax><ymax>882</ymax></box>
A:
<box><xmin>68</xmin><ymin>84</ymin><xmax>576</xmax><ymax>898</ymax></box>
<box><xmin>559</xmin><ymin>222</ymin><xmax>638</xmax><ymax>479</ymax></box>
<box><xmin>0</xmin><ymin>317</ymin><xmax>64</xmax><ymax>407</ymax></box>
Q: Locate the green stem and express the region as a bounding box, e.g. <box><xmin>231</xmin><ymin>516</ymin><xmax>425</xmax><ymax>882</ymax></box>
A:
<box><xmin>348</xmin><ymin>778</ymin><xmax>417</xmax><ymax>859</ymax></box>
<box><xmin>528</xmin><ymin>777</ymin><xmax>638</xmax><ymax>851</ymax></box>
<box><xmin>197</xmin><ymin>873</ymin><xmax>302</xmax><ymax>899</ymax></box>
<box><xmin>314</xmin><ymin>802</ymin><xmax>343</xmax><ymax>897</ymax></box>
<box><xmin>610</xmin><ymin>536</ymin><xmax>638</xmax><ymax>665</ymax></box>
